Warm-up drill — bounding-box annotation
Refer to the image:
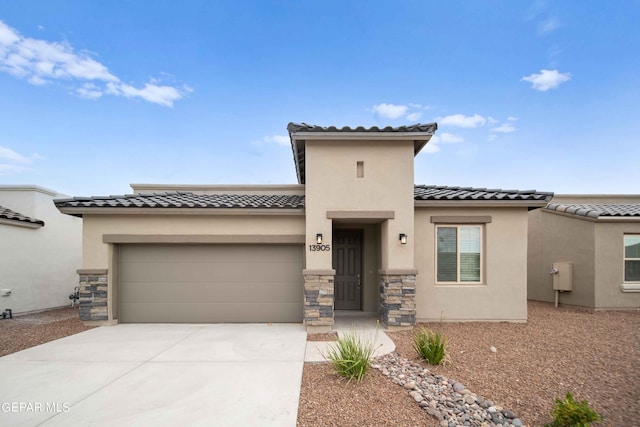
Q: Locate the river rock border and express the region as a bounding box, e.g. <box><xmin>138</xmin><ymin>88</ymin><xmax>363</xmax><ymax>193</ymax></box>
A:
<box><xmin>373</xmin><ymin>353</ymin><xmax>523</xmax><ymax>427</ymax></box>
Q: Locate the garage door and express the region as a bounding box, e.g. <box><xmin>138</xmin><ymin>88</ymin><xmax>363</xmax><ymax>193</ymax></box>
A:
<box><xmin>118</xmin><ymin>244</ymin><xmax>303</xmax><ymax>323</ymax></box>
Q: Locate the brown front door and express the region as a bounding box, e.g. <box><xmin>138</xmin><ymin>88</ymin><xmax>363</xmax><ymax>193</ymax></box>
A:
<box><xmin>333</xmin><ymin>230</ymin><xmax>362</xmax><ymax>310</ymax></box>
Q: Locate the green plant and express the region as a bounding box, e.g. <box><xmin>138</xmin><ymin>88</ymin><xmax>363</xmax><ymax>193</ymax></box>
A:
<box><xmin>544</xmin><ymin>392</ymin><xmax>602</xmax><ymax>427</ymax></box>
<box><xmin>323</xmin><ymin>328</ymin><xmax>376</xmax><ymax>382</ymax></box>
<box><xmin>412</xmin><ymin>327</ymin><xmax>446</xmax><ymax>365</ymax></box>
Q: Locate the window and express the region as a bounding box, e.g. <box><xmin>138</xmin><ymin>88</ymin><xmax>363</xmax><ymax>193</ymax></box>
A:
<box><xmin>436</xmin><ymin>225</ymin><xmax>482</xmax><ymax>283</ymax></box>
<box><xmin>624</xmin><ymin>235</ymin><xmax>640</xmax><ymax>282</ymax></box>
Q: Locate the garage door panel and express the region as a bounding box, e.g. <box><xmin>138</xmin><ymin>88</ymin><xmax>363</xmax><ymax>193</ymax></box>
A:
<box><xmin>119</xmin><ymin>260</ymin><xmax>302</xmax><ymax>284</ymax></box>
<box><xmin>120</xmin><ymin>282</ymin><xmax>302</xmax><ymax>304</ymax></box>
<box><xmin>120</xmin><ymin>302</ymin><xmax>302</xmax><ymax>323</ymax></box>
<box><xmin>121</xmin><ymin>245</ymin><xmax>299</xmax><ymax>264</ymax></box>
<box><xmin>118</xmin><ymin>244</ymin><xmax>303</xmax><ymax>323</ymax></box>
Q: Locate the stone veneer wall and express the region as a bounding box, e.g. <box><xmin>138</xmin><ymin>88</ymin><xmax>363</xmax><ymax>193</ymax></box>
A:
<box><xmin>77</xmin><ymin>269</ymin><xmax>108</xmax><ymax>321</ymax></box>
<box><xmin>303</xmin><ymin>270</ymin><xmax>335</xmax><ymax>326</ymax></box>
<box><xmin>379</xmin><ymin>271</ymin><xmax>417</xmax><ymax>327</ymax></box>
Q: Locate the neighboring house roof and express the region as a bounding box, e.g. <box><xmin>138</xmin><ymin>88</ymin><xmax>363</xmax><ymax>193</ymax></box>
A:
<box><xmin>414</xmin><ymin>185</ymin><xmax>553</xmax><ymax>204</ymax></box>
<box><xmin>545</xmin><ymin>203</ymin><xmax>640</xmax><ymax>220</ymax></box>
<box><xmin>0</xmin><ymin>205</ymin><xmax>45</xmax><ymax>228</ymax></box>
<box><xmin>54</xmin><ymin>192</ymin><xmax>305</xmax><ymax>213</ymax></box>
<box><xmin>287</xmin><ymin>122</ymin><xmax>437</xmax><ymax>184</ymax></box>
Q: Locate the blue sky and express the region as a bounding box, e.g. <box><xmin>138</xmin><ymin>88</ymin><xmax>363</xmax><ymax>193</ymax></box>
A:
<box><xmin>1</xmin><ymin>1</ymin><xmax>639</xmax><ymax>197</ymax></box>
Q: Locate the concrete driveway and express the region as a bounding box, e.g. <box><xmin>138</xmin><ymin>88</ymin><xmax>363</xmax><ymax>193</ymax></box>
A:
<box><xmin>0</xmin><ymin>323</ymin><xmax>307</xmax><ymax>427</ymax></box>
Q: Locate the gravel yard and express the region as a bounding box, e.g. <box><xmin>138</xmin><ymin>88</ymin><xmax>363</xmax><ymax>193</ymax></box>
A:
<box><xmin>298</xmin><ymin>301</ymin><xmax>640</xmax><ymax>426</ymax></box>
<box><xmin>0</xmin><ymin>307</ymin><xmax>94</xmax><ymax>357</ymax></box>
<box><xmin>3</xmin><ymin>304</ymin><xmax>638</xmax><ymax>426</ymax></box>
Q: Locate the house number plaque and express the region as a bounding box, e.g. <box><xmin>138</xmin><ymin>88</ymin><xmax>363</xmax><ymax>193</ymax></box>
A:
<box><xmin>308</xmin><ymin>244</ymin><xmax>331</xmax><ymax>252</ymax></box>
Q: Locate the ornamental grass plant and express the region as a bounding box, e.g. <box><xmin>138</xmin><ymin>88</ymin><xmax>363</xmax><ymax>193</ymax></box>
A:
<box><xmin>544</xmin><ymin>392</ymin><xmax>602</xmax><ymax>427</ymax></box>
<box><xmin>324</xmin><ymin>327</ymin><xmax>377</xmax><ymax>382</ymax></box>
<box><xmin>412</xmin><ymin>326</ymin><xmax>446</xmax><ymax>365</ymax></box>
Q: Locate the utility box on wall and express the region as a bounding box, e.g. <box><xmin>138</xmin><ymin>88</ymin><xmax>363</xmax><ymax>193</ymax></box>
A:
<box><xmin>552</xmin><ymin>262</ymin><xmax>573</xmax><ymax>291</ymax></box>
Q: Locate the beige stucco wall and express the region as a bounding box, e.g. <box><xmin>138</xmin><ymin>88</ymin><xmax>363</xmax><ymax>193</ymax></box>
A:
<box><xmin>82</xmin><ymin>214</ymin><xmax>305</xmax><ymax>268</ymax></box>
<box><xmin>415</xmin><ymin>207</ymin><xmax>529</xmax><ymax>321</ymax></box>
<box><xmin>304</xmin><ymin>140</ymin><xmax>415</xmax><ymax>271</ymax></box>
<box><xmin>527</xmin><ymin>210</ymin><xmax>596</xmax><ymax>307</ymax></box>
<box><xmin>594</xmin><ymin>223</ymin><xmax>640</xmax><ymax>308</ymax></box>
<box><xmin>0</xmin><ymin>186</ymin><xmax>82</xmax><ymax>314</ymax></box>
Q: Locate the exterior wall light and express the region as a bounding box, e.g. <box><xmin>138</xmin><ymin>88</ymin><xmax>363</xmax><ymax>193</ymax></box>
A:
<box><xmin>399</xmin><ymin>233</ymin><xmax>407</xmax><ymax>244</ymax></box>
<box><xmin>316</xmin><ymin>233</ymin><xmax>323</xmax><ymax>244</ymax></box>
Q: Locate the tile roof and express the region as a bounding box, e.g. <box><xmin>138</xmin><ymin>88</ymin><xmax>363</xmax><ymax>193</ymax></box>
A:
<box><xmin>545</xmin><ymin>203</ymin><xmax>640</xmax><ymax>219</ymax></box>
<box><xmin>288</xmin><ymin>122</ymin><xmax>438</xmax><ymax>184</ymax></box>
<box><xmin>414</xmin><ymin>185</ymin><xmax>554</xmax><ymax>202</ymax></box>
<box><xmin>287</xmin><ymin>122</ymin><xmax>438</xmax><ymax>134</ymax></box>
<box><xmin>0</xmin><ymin>205</ymin><xmax>45</xmax><ymax>226</ymax></box>
<box><xmin>54</xmin><ymin>192</ymin><xmax>305</xmax><ymax>210</ymax></box>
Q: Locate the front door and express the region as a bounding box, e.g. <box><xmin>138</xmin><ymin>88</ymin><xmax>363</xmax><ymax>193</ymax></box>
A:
<box><xmin>333</xmin><ymin>230</ymin><xmax>362</xmax><ymax>310</ymax></box>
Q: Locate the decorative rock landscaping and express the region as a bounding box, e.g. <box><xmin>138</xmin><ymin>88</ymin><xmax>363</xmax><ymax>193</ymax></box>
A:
<box><xmin>373</xmin><ymin>352</ymin><xmax>523</xmax><ymax>427</ymax></box>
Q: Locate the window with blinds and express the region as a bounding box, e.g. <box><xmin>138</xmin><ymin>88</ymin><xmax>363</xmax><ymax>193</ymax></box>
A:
<box><xmin>436</xmin><ymin>225</ymin><xmax>482</xmax><ymax>283</ymax></box>
<box><xmin>624</xmin><ymin>235</ymin><xmax>640</xmax><ymax>282</ymax></box>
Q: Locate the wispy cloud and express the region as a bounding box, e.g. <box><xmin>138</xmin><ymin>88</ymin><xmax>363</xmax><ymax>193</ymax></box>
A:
<box><xmin>491</xmin><ymin>123</ymin><xmax>516</xmax><ymax>133</ymax></box>
<box><xmin>253</xmin><ymin>135</ymin><xmax>290</xmax><ymax>147</ymax></box>
<box><xmin>0</xmin><ymin>146</ymin><xmax>38</xmax><ymax>176</ymax></box>
<box><xmin>538</xmin><ymin>17</ymin><xmax>560</xmax><ymax>35</ymax></box>
<box><xmin>371</xmin><ymin>103</ymin><xmax>431</xmax><ymax>122</ymax></box>
<box><xmin>437</xmin><ymin>113</ymin><xmax>487</xmax><ymax>128</ymax></box>
<box><xmin>0</xmin><ymin>20</ymin><xmax>190</xmax><ymax>107</ymax></box>
<box><xmin>522</xmin><ymin>69</ymin><xmax>571</xmax><ymax>91</ymax></box>
<box><xmin>372</xmin><ymin>103</ymin><xmax>408</xmax><ymax>120</ymax></box>
<box><xmin>424</xmin><ymin>132</ymin><xmax>464</xmax><ymax>154</ymax></box>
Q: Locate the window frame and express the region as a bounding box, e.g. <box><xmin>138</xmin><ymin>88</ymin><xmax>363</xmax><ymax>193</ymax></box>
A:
<box><xmin>435</xmin><ymin>224</ymin><xmax>484</xmax><ymax>285</ymax></box>
<box><xmin>623</xmin><ymin>234</ymin><xmax>640</xmax><ymax>284</ymax></box>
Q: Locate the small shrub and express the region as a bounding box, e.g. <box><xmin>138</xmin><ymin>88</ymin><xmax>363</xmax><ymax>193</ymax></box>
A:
<box><xmin>324</xmin><ymin>328</ymin><xmax>376</xmax><ymax>382</ymax></box>
<box><xmin>545</xmin><ymin>392</ymin><xmax>602</xmax><ymax>427</ymax></box>
<box><xmin>412</xmin><ymin>327</ymin><xmax>446</xmax><ymax>365</ymax></box>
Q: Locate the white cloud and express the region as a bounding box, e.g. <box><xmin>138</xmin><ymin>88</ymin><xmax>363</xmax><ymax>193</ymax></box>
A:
<box><xmin>439</xmin><ymin>132</ymin><xmax>464</xmax><ymax>143</ymax></box>
<box><xmin>406</xmin><ymin>112</ymin><xmax>422</xmax><ymax>122</ymax></box>
<box><xmin>487</xmin><ymin>116</ymin><xmax>498</xmax><ymax>125</ymax></box>
<box><xmin>0</xmin><ymin>19</ymin><xmax>189</xmax><ymax>107</ymax></box>
<box><xmin>262</xmin><ymin>135</ymin><xmax>290</xmax><ymax>145</ymax></box>
<box><xmin>0</xmin><ymin>146</ymin><xmax>38</xmax><ymax>176</ymax></box>
<box><xmin>0</xmin><ymin>146</ymin><xmax>31</xmax><ymax>163</ymax></box>
<box><xmin>76</xmin><ymin>83</ymin><xmax>102</xmax><ymax>99</ymax></box>
<box><xmin>437</xmin><ymin>113</ymin><xmax>487</xmax><ymax>128</ymax></box>
<box><xmin>491</xmin><ymin>123</ymin><xmax>516</xmax><ymax>133</ymax></box>
<box><xmin>507</xmin><ymin>116</ymin><xmax>519</xmax><ymax>121</ymax></box>
<box><xmin>538</xmin><ymin>17</ymin><xmax>560</xmax><ymax>35</ymax></box>
<box><xmin>522</xmin><ymin>69</ymin><xmax>571</xmax><ymax>91</ymax></box>
<box><xmin>372</xmin><ymin>103</ymin><xmax>408</xmax><ymax>120</ymax></box>
<box><xmin>423</xmin><ymin>137</ymin><xmax>441</xmax><ymax>153</ymax></box>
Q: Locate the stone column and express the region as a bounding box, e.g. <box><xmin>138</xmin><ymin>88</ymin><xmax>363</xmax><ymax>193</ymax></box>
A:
<box><xmin>303</xmin><ymin>269</ymin><xmax>335</xmax><ymax>329</ymax></box>
<box><xmin>77</xmin><ymin>269</ymin><xmax>108</xmax><ymax>322</ymax></box>
<box><xmin>379</xmin><ymin>269</ymin><xmax>417</xmax><ymax>328</ymax></box>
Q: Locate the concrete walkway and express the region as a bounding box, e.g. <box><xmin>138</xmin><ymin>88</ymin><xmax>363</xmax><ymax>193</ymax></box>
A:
<box><xmin>0</xmin><ymin>324</ymin><xmax>307</xmax><ymax>427</ymax></box>
<box><xmin>304</xmin><ymin>314</ymin><xmax>396</xmax><ymax>362</ymax></box>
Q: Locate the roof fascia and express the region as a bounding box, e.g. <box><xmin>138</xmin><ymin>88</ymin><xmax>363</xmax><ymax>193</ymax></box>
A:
<box><xmin>57</xmin><ymin>207</ymin><xmax>305</xmax><ymax>217</ymax></box>
<box><xmin>0</xmin><ymin>218</ymin><xmax>43</xmax><ymax>229</ymax></box>
<box><xmin>414</xmin><ymin>200</ymin><xmax>549</xmax><ymax>208</ymax></box>
<box><xmin>543</xmin><ymin>209</ymin><xmax>640</xmax><ymax>222</ymax></box>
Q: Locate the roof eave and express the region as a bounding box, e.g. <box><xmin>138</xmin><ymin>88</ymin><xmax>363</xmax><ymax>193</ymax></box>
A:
<box><xmin>414</xmin><ymin>200</ymin><xmax>550</xmax><ymax>208</ymax></box>
<box><xmin>0</xmin><ymin>218</ymin><xmax>44</xmax><ymax>229</ymax></box>
<box><xmin>543</xmin><ymin>209</ymin><xmax>640</xmax><ymax>222</ymax></box>
<box><xmin>56</xmin><ymin>207</ymin><xmax>305</xmax><ymax>217</ymax></box>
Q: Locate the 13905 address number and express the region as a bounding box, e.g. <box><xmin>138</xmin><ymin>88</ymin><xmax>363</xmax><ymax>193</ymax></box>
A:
<box><xmin>309</xmin><ymin>244</ymin><xmax>331</xmax><ymax>252</ymax></box>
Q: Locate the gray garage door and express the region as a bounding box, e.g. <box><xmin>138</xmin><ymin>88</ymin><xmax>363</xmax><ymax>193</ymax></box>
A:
<box><xmin>118</xmin><ymin>244</ymin><xmax>303</xmax><ymax>323</ymax></box>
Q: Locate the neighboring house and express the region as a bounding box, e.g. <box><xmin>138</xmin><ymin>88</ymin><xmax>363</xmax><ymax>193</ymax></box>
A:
<box><xmin>54</xmin><ymin>123</ymin><xmax>552</xmax><ymax>328</ymax></box>
<box><xmin>528</xmin><ymin>195</ymin><xmax>640</xmax><ymax>309</ymax></box>
<box><xmin>0</xmin><ymin>186</ymin><xmax>82</xmax><ymax>314</ymax></box>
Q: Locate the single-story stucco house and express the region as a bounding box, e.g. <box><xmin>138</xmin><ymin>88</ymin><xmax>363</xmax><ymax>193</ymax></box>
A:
<box><xmin>0</xmin><ymin>185</ymin><xmax>82</xmax><ymax>314</ymax></box>
<box><xmin>528</xmin><ymin>195</ymin><xmax>640</xmax><ymax>309</ymax></box>
<box><xmin>54</xmin><ymin>123</ymin><xmax>553</xmax><ymax>330</ymax></box>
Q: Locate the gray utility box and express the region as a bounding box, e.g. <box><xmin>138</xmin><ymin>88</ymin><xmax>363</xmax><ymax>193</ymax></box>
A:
<box><xmin>552</xmin><ymin>262</ymin><xmax>573</xmax><ymax>291</ymax></box>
